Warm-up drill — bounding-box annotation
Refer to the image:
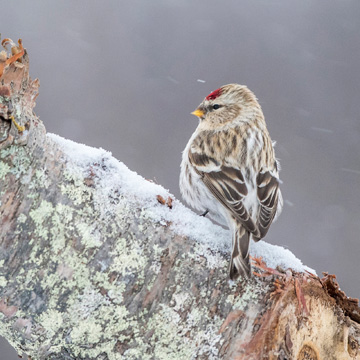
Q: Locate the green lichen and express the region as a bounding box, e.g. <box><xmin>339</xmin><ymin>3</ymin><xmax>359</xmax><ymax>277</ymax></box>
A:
<box><xmin>60</xmin><ymin>170</ymin><xmax>92</xmax><ymax>206</ymax></box>
<box><xmin>227</xmin><ymin>279</ymin><xmax>265</xmax><ymax>311</ymax></box>
<box><xmin>29</xmin><ymin>169</ymin><xmax>51</xmax><ymax>189</ymax></box>
<box><xmin>0</xmin><ymin>161</ymin><xmax>10</xmax><ymax>180</ymax></box>
<box><xmin>38</xmin><ymin>309</ymin><xmax>63</xmax><ymax>338</ymax></box>
<box><xmin>71</xmin><ymin>319</ymin><xmax>102</xmax><ymax>344</ymax></box>
<box><xmin>29</xmin><ymin>200</ymin><xmax>54</xmax><ymax>240</ymax></box>
<box><xmin>92</xmin><ymin>272</ymin><xmax>125</xmax><ymax>305</ymax></box>
<box><xmin>110</xmin><ymin>237</ymin><xmax>147</xmax><ymax>279</ymax></box>
<box><xmin>48</xmin><ymin>204</ymin><xmax>74</xmax><ymax>253</ymax></box>
<box><xmin>0</xmin><ymin>276</ymin><xmax>7</xmax><ymax>287</ymax></box>
<box><xmin>8</xmin><ymin>147</ymin><xmax>31</xmax><ymax>179</ymax></box>
<box><xmin>0</xmin><ymin>139</ymin><xmax>262</xmax><ymax>360</ymax></box>
<box><xmin>0</xmin><ymin>145</ymin><xmax>17</xmax><ymax>158</ymax></box>
<box><xmin>149</xmin><ymin>305</ymin><xmax>194</xmax><ymax>360</ymax></box>
<box><xmin>76</xmin><ymin>222</ymin><xmax>101</xmax><ymax>249</ymax></box>
<box><xmin>17</xmin><ymin>214</ymin><xmax>27</xmax><ymax>223</ymax></box>
<box><xmin>0</xmin><ymin>315</ymin><xmax>24</xmax><ymax>358</ymax></box>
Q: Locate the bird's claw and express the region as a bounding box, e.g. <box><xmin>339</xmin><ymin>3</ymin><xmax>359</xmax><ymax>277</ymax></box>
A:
<box><xmin>200</xmin><ymin>209</ymin><xmax>209</xmax><ymax>217</ymax></box>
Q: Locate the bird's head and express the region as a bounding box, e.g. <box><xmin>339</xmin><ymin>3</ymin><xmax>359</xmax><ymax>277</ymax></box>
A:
<box><xmin>192</xmin><ymin>84</ymin><xmax>261</xmax><ymax>126</ymax></box>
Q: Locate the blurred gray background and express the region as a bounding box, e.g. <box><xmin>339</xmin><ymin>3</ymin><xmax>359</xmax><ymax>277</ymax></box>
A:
<box><xmin>1</xmin><ymin>0</ymin><xmax>360</xmax><ymax>357</ymax></box>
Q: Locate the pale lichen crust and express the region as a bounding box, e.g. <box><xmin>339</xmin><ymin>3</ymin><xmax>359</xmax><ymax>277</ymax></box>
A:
<box><xmin>0</xmin><ymin>137</ymin><xmax>269</xmax><ymax>360</ymax></box>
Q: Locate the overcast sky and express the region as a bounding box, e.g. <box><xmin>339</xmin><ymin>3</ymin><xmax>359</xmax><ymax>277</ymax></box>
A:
<box><xmin>1</xmin><ymin>1</ymin><xmax>360</xmax><ymax>357</ymax></box>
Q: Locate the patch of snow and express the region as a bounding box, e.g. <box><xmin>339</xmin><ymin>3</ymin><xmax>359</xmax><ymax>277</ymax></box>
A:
<box><xmin>251</xmin><ymin>241</ymin><xmax>314</xmax><ymax>274</ymax></box>
<box><xmin>48</xmin><ymin>133</ymin><xmax>315</xmax><ymax>275</ymax></box>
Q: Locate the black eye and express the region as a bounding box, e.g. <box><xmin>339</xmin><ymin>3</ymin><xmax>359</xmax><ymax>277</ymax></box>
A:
<box><xmin>213</xmin><ymin>104</ymin><xmax>220</xmax><ymax>110</ymax></box>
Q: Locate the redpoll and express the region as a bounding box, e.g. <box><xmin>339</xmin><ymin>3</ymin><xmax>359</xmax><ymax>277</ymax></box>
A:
<box><xmin>180</xmin><ymin>84</ymin><xmax>283</xmax><ymax>279</ymax></box>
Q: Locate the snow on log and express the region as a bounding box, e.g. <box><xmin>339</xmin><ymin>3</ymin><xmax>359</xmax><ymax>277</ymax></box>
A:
<box><xmin>0</xmin><ymin>38</ymin><xmax>359</xmax><ymax>360</ymax></box>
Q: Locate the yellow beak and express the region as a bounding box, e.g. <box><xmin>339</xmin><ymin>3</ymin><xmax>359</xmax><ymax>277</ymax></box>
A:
<box><xmin>191</xmin><ymin>108</ymin><xmax>205</xmax><ymax>117</ymax></box>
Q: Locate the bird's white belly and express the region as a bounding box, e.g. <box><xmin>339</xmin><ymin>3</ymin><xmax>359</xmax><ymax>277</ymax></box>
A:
<box><xmin>180</xmin><ymin>160</ymin><xmax>229</xmax><ymax>226</ymax></box>
<box><xmin>180</xmin><ymin>159</ymin><xmax>259</xmax><ymax>228</ymax></box>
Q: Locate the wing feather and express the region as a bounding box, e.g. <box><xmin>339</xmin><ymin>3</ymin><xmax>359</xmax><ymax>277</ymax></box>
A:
<box><xmin>254</xmin><ymin>170</ymin><xmax>280</xmax><ymax>241</ymax></box>
<box><xmin>189</xmin><ymin>150</ymin><xmax>259</xmax><ymax>236</ymax></box>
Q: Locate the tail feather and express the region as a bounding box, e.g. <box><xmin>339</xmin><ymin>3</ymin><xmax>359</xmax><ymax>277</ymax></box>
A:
<box><xmin>229</xmin><ymin>227</ymin><xmax>251</xmax><ymax>280</ymax></box>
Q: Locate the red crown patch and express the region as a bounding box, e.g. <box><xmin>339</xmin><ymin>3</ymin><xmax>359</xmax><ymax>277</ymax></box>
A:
<box><xmin>205</xmin><ymin>88</ymin><xmax>222</xmax><ymax>101</ymax></box>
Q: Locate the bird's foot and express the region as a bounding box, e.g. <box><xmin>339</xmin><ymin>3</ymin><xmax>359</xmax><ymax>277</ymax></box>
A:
<box><xmin>200</xmin><ymin>209</ymin><xmax>209</xmax><ymax>217</ymax></box>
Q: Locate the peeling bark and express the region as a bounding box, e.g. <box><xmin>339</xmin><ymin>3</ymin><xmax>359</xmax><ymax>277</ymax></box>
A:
<box><xmin>0</xmin><ymin>38</ymin><xmax>360</xmax><ymax>360</ymax></box>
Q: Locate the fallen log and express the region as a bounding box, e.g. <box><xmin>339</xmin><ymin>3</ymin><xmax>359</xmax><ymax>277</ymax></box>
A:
<box><xmin>0</xmin><ymin>38</ymin><xmax>359</xmax><ymax>360</ymax></box>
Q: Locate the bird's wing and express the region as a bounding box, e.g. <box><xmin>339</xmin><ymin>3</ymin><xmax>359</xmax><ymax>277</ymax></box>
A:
<box><xmin>254</xmin><ymin>169</ymin><xmax>280</xmax><ymax>241</ymax></box>
<box><xmin>189</xmin><ymin>151</ymin><xmax>259</xmax><ymax>236</ymax></box>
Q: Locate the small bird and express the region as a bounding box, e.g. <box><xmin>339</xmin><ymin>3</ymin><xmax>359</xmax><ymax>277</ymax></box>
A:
<box><xmin>180</xmin><ymin>84</ymin><xmax>283</xmax><ymax>279</ymax></box>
